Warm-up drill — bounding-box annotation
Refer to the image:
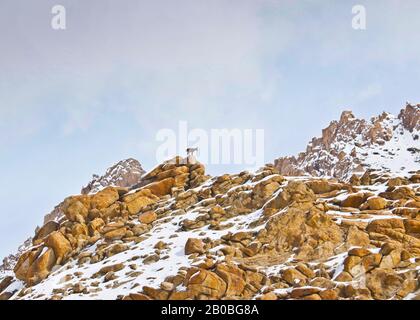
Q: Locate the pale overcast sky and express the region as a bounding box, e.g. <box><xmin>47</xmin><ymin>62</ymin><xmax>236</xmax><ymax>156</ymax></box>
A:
<box><xmin>1</xmin><ymin>0</ymin><xmax>420</xmax><ymax>257</ymax></box>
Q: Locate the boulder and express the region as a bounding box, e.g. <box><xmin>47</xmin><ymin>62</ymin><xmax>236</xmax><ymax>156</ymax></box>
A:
<box><xmin>14</xmin><ymin>248</ymin><xmax>43</xmax><ymax>281</ymax></box>
<box><xmin>343</xmin><ymin>255</ymin><xmax>362</xmax><ymax>276</ymax></box>
<box><xmin>366</xmin><ymin>196</ymin><xmax>387</xmax><ymax>210</ymax></box>
<box><xmin>185</xmin><ymin>238</ymin><xmax>205</xmax><ymax>255</ymax></box>
<box><xmin>265</xmin><ymin>181</ymin><xmax>315</xmax><ymax>211</ymax></box>
<box><xmin>214</xmin><ymin>264</ymin><xmax>246</xmax><ymax>297</ymax></box>
<box><xmin>0</xmin><ymin>276</ymin><xmax>13</xmax><ymax>293</ymax></box>
<box><xmin>366</xmin><ymin>218</ymin><xmax>405</xmax><ymax>234</ymax></box>
<box><xmin>71</xmin><ymin>223</ymin><xmax>88</xmax><ymax>237</ymax></box>
<box><xmin>259</xmin><ymin>292</ymin><xmax>277</xmax><ymax>300</ymax></box>
<box><xmin>123</xmin><ymin>189</ymin><xmax>159</xmax><ymax>215</ymax></box>
<box><xmin>348</xmin><ymin>247</ymin><xmax>371</xmax><ymax>257</ymax></box>
<box><xmin>26</xmin><ymin>248</ymin><xmax>56</xmax><ymax>286</ymax></box>
<box><xmin>90</xmin><ymin>187</ymin><xmax>120</xmax><ymax>209</ymax></box>
<box><xmin>404</xmin><ymin>219</ymin><xmax>420</xmax><ymax>234</ymax></box>
<box><xmin>143</xmin><ymin>178</ymin><xmax>175</xmax><ymax>197</ymax></box>
<box><xmin>305</xmin><ymin>180</ymin><xmax>341</xmax><ymax>194</ymax></box>
<box><xmin>88</xmin><ymin>218</ymin><xmax>105</xmax><ymax>236</ymax></box>
<box><xmin>138</xmin><ymin>211</ymin><xmax>157</xmax><ymax>224</ymax></box>
<box><xmin>379</xmin><ymin>186</ymin><xmax>415</xmax><ymax>200</ymax></box>
<box><xmin>45</xmin><ymin>231</ymin><xmax>72</xmax><ymax>264</ymax></box>
<box><xmin>346</xmin><ymin>226</ymin><xmax>370</xmax><ymax>247</ymax></box>
<box><xmin>262</xmin><ymin>206</ymin><xmax>343</xmax><ymax>261</ymax></box>
<box><xmin>361</xmin><ymin>253</ymin><xmax>382</xmax><ymax>272</ymax></box>
<box><xmin>187</xmin><ymin>269</ymin><xmax>227</xmax><ymax>299</ymax></box>
<box><xmin>127</xmin><ymin>293</ymin><xmax>152</xmax><ymax>300</ymax></box>
<box><xmin>341</xmin><ymin>193</ymin><xmax>367</xmax><ymax>208</ymax></box>
<box><xmin>104</xmin><ymin>227</ymin><xmax>127</xmax><ymax>240</ymax></box>
<box><xmin>33</xmin><ymin>221</ymin><xmax>59</xmax><ymax>242</ymax></box>
<box><xmin>290</xmin><ymin>287</ymin><xmax>321</xmax><ymax>298</ymax></box>
<box><xmin>366</xmin><ymin>269</ymin><xmax>405</xmax><ymax>299</ymax></box>
<box><xmin>319</xmin><ymin>289</ymin><xmax>339</xmax><ymax>300</ymax></box>
<box><xmin>282</xmin><ymin>268</ymin><xmax>307</xmax><ymax>286</ymax></box>
<box><xmin>156</xmin><ymin>166</ymin><xmax>189</xmax><ymax>180</ymax></box>
<box><xmin>63</xmin><ymin>197</ymin><xmax>89</xmax><ymax>222</ymax></box>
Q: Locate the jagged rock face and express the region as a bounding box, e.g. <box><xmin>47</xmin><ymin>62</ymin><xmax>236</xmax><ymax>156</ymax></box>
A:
<box><xmin>0</xmin><ymin>238</ymin><xmax>32</xmax><ymax>273</ymax></box>
<box><xmin>0</xmin><ymin>105</ymin><xmax>418</xmax><ymax>300</ymax></box>
<box><xmin>81</xmin><ymin>158</ymin><xmax>145</xmax><ymax>195</ymax></box>
<box><xmin>1</xmin><ymin>157</ymin><xmax>418</xmax><ymax>300</ymax></box>
<box><xmin>274</xmin><ymin>104</ymin><xmax>419</xmax><ymax>180</ymax></box>
<box><xmin>399</xmin><ymin>104</ymin><xmax>420</xmax><ymax>133</ymax></box>
<box><xmin>43</xmin><ymin>159</ymin><xmax>145</xmax><ymax>224</ymax></box>
<box><xmin>1</xmin><ymin>158</ymin><xmax>146</xmax><ymax>275</ymax></box>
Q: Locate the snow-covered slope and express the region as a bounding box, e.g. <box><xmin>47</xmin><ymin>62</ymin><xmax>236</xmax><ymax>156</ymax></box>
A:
<box><xmin>0</xmin><ymin>105</ymin><xmax>418</xmax><ymax>301</ymax></box>
<box><xmin>0</xmin><ymin>158</ymin><xmax>146</xmax><ymax>275</ymax></box>
<box><xmin>274</xmin><ymin>103</ymin><xmax>419</xmax><ymax>180</ymax></box>
<box><xmin>1</xmin><ymin>156</ymin><xmax>419</xmax><ymax>300</ymax></box>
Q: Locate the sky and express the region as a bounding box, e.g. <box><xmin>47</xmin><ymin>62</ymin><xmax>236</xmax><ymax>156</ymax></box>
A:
<box><xmin>1</xmin><ymin>0</ymin><xmax>420</xmax><ymax>258</ymax></box>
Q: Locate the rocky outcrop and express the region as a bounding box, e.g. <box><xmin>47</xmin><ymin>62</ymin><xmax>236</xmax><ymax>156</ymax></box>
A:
<box><xmin>399</xmin><ymin>103</ymin><xmax>420</xmax><ymax>133</ymax></box>
<box><xmin>274</xmin><ymin>103</ymin><xmax>419</xmax><ymax>180</ymax></box>
<box><xmin>1</xmin><ymin>158</ymin><xmax>146</xmax><ymax>276</ymax></box>
<box><xmin>0</xmin><ymin>105</ymin><xmax>418</xmax><ymax>301</ymax></box>
<box><xmin>81</xmin><ymin>158</ymin><xmax>145</xmax><ymax>195</ymax></box>
<box><xmin>43</xmin><ymin>159</ymin><xmax>146</xmax><ymax>224</ymax></box>
<box><xmin>0</xmin><ymin>155</ymin><xmax>418</xmax><ymax>300</ymax></box>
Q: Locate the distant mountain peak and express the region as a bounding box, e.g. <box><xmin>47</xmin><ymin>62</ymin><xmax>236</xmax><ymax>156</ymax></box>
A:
<box><xmin>274</xmin><ymin>103</ymin><xmax>419</xmax><ymax>179</ymax></box>
<box><xmin>81</xmin><ymin>158</ymin><xmax>145</xmax><ymax>195</ymax></box>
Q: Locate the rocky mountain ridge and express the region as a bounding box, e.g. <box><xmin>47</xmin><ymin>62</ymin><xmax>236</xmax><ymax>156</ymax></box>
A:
<box><xmin>0</xmin><ymin>104</ymin><xmax>419</xmax><ymax>300</ymax></box>
<box><xmin>0</xmin><ymin>154</ymin><xmax>419</xmax><ymax>300</ymax></box>
<box><xmin>274</xmin><ymin>103</ymin><xmax>419</xmax><ymax>180</ymax></box>
<box><xmin>0</xmin><ymin>158</ymin><xmax>145</xmax><ymax>275</ymax></box>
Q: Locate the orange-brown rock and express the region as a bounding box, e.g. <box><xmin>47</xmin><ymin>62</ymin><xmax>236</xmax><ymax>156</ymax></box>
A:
<box><xmin>26</xmin><ymin>248</ymin><xmax>56</xmax><ymax>286</ymax></box>
<box><xmin>156</xmin><ymin>166</ymin><xmax>189</xmax><ymax>180</ymax></box>
<box><xmin>282</xmin><ymin>268</ymin><xmax>307</xmax><ymax>286</ymax></box>
<box><xmin>123</xmin><ymin>189</ymin><xmax>159</xmax><ymax>215</ymax></box>
<box><xmin>0</xmin><ymin>276</ymin><xmax>13</xmax><ymax>293</ymax></box>
<box><xmin>290</xmin><ymin>287</ymin><xmax>320</xmax><ymax>298</ymax></box>
<box><xmin>366</xmin><ymin>269</ymin><xmax>405</xmax><ymax>299</ymax></box>
<box><xmin>138</xmin><ymin>211</ymin><xmax>157</xmax><ymax>224</ymax></box>
<box><xmin>88</xmin><ymin>218</ymin><xmax>105</xmax><ymax>236</ymax></box>
<box><xmin>63</xmin><ymin>197</ymin><xmax>90</xmax><ymax>222</ymax></box>
<box><xmin>142</xmin><ymin>286</ymin><xmax>169</xmax><ymax>300</ymax></box>
<box><xmin>366</xmin><ymin>196</ymin><xmax>387</xmax><ymax>210</ymax></box>
<box><xmin>143</xmin><ymin>178</ymin><xmax>175</xmax><ymax>197</ymax></box>
<box><xmin>45</xmin><ymin>231</ymin><xmax>72</xmax><ymax>264</ymax></box>
<box><xmin>366</xmin><ymin>218</ymin><xmax>405</xmax><ymax>234</ymax></box>
<box><xmin>187</xmin><ymin>269</ymin><xmax>227</xmax><ymax>299</ymax></box>
<box><xmin>33</xmin><ymin>221</ymin><xmax>59</xmax><ymax>243</ymax></box>
<box><xmin>341</xmin><ymin>193</ymin><xmax>367</xmax><ymax>208</ymax></box>
<box><xmin>126</xmin><ymin>293</ymin><xmax>152</xmax><ymax>300</ymax></box>
<box><xmin>259</xmin><ymin>292</ymin><xmax>277</xmax><ymax>300</ymax></box>
<box><xmin>104</xmin><ymin>227</ymin><xmax>127</xmax><ymax>240</ymax></box>
<box><xmin>214</xmin><ymin>264</ymin><xmax>246</xmax><ymax>297</ymax></box>
<box><xmin>305</xmin><ymin>180</ymin><xmax>341</xmax><ymax>194</ymax></box>
<box><xmin>348</xmin><ymin>247</ymin><xmax>371</xmax><ymax>257</ymax></box>
<box><xmin>343</xmin><ymin>255</ymin><xmax>362</xmax><ymax>276</ymax></box>
<box><xmin>262</xmin><ymin>206</ymin><xmax>343</xmax><ymax>261</ymax></box>
<box><xmin>184</xmin><ymin>238</ymin><xmax>205</xmax><ymax>255</ymax></box>
<box><xmin>265</xmin><ymin>181</ymin><xmax>316</xmax><ymax>211</ymax></box>
<box><xmin>404</xmin><ymin>219</ymin><xmax>420</xmax><ymax>234</ymax></box>
<box><xmin>319</xmin><ymin>289</ymin><xmax>339</xmax><ymax>300</ymax></box>
<box><xmin>71</xmin><ymin>223</ymin><xmax>88</xmax><ymax>237</ymax></box>
<box><xmin>346</xmin><ymin>226</ymin><xmax>370</xmax><ymax>247</ymax></box>
<box><xmin>90</xmin><ymin>187</ymin><xmax>120</xmax><ymax>209</ymax></box>
<box><xmin>379</xmin><ymin>186</ymin><xmax>415</xmax><ymax>200</ymax></box>
<box><xmin>361</xmin><ymin>254</ymin><xmax>382</xmax><ymax>272</ymax></box>
<box><xmin>13</xmin><ymin>248</ymin><xmax>43</xmax><ymax>282</ymax></box>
